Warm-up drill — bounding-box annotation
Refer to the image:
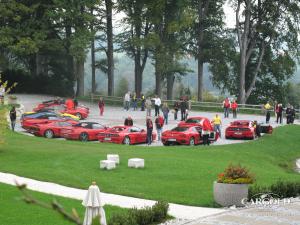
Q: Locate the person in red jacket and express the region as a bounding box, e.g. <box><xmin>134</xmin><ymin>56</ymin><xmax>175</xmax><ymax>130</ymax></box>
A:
<box><xmin>222</xmin><ymin>97</ymin><xmax>231</xmax><ymax>118</ymax></box>
<box><xmin>98</xmin><ymin>97</ymin><xmax>105</xmax><ymax>116</ymax></box>
<box><xmin>146</xmin><ymin>117</ymin><xmax>153</xmax><ymax>145</ymax></box>
<box><xmin>65</xmin><ymin>98</ymin><xmax>74</xmax><ymax>110</ymax></box>
<box><xmin>202</xmin><ymin>119</ymin><xmax>211</xmax><ymax>146</ymax></box>
<box><xmin>155</xmin><ymin>115</ymin><xmax>164</xmax><ymax>141</ymax></box>
<box><xmin>231</xmin><ymin>100</ymin><xmax>238</xmax><ymax>118</ymax></box>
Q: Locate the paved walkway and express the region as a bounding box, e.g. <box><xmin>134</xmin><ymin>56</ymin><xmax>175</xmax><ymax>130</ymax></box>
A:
<box><xmin>186</xmin><ymin>198</ymin><xmax>300</xmax><ymax>225</ymax></box>
<box><xmin>0</xmin><ymin>172</ymin><xmax>226</xmax><ymax>220</ymax></box>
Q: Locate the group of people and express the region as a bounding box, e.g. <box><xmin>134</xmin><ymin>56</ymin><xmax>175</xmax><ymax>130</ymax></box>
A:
<box><xmin>123</xmin><ymin>92</ymin><xmax>145</xmax><ymax>111</ymax></box>
<box><xmin>264</xmin><ymin>101</ymin><xmax>296</xmax><ymax>124</ymax></box>
<box><xmin>222</xmin><ymin>97</ymin><xmax>238</xmax><ymax>119</ymax></box>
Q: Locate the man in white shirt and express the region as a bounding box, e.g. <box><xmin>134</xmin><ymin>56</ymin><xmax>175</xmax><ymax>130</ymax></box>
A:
<box><xmin>0</xmin><ymin>86</ymin><xmax>5</xmax><ymax>105</ymax></box>
<box><xmin>124</xmin><ymin>92</ymin><xmax>130</xmax><ymax>111</ymax></box>
<box><xmin>153</xmin><ymin>95</ymin><xmax>161</xmax><ymax>116</ymax></box>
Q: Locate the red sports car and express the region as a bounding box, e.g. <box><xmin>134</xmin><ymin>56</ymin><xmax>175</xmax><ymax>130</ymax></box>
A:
<box><xmin>60</xmin><ymin>106</ymin><xmax>89</xmax><ymax>120</ymax></box>
<box><xmin>178</xmin><ymin>116</ymin><xmax>213</xmax><ymax>129</ymax></box>
<box><xmin>21</xmin><ymin>112</ymin><xmax>77</xmax><ymax>131</ymax></box>
<box><xmin>33</xmin><ymin>100</ymin><xmax>89</xmax><ymax>120</ymax></box>
<box><xmin>29</xmin><ymin>121</ymin><xmax>76</xmax><ymax>138</ymax></box>
<box><xmin>60</xmin><ymin>122</ymin><xmax>108</xmax><ymax>141</ymax></box>
<box><xmin>225</xmin><ymin>120</ymin><xmax>258</xmax><ymax>139</ymax></box>
<box><xmin>162</xmin><ymin>125</ymin><xmax>218</xmax><ymax>146</ymax></box>
<box><xmin>98</xmin><ymin>126</ymin><xmax>156</xmax><ymax>145</ymax></box>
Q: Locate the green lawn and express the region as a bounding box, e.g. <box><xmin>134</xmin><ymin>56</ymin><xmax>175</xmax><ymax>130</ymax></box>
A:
<box><xmin>0</xmin><ymin>125</ymin><xmax>300</xmax><ymax>207</ymax></box>
<box><xmin>0</xmin><ymin>183</ymin><xmax>127</xmax><ymax>225</ymax></box>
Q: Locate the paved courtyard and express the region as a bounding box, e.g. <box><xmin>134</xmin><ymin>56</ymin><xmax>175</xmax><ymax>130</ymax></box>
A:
<box><xmin>14</xmin><ymin>94</ymin><xmax>283</xmax><ymax>146</ymax></box>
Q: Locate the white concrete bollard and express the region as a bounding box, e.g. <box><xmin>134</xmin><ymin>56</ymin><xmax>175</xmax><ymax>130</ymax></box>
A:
<box><xmin>100</xmin><ymin>160</ymin><xmax>116</xmax><ymax>170</ymax></box>
<box><xmin>107</xmin><ymin>154</ymin><xmax>120</xmax><ymax>164</ymax></box>
<box><xmin>128</xmin><ymin>158</ymin><xmax>144</xmax><ymax>168</ymax></box>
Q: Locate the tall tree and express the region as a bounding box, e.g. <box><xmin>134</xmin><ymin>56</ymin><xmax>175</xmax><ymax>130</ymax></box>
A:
<box><xmin>105</xmin><ymin>0</ymin><xmax>114</xmax><ymax>96</ymax></box>
<box><xmin>188</xmin><ymin>0</ymin><xmax>225</xmax><ymax>101</ymax></box>
<box><xmin>117</xmin><ymin>0</ymin><xmax>152</xmax><ymax>97</ymax></box>
<box><xmin>234</xmin><ymin>0</ymin><xmax>300</xmax><ymax>103</ymax></box>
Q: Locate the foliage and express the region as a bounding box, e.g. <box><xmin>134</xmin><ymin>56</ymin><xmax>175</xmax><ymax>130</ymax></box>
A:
<box><xmin>115</xmin><ymin>77</ymin><xmax>129</xmax><ymax>97</ymax></box>
<box><xmin>108</xmin><ymin>202</ymin><xmax>169</xmax><ymax>225</ymax></box>
<box><xmin>217</xmin><ymin>164</ymin><xmax>255</xmax><ymax>184</ymax></box>
<box><xmin>249</xmin><ymin>181</ymin><xmax>300</xmax><ymax>200</ymax></box>
<box><xmin>0</xmin><ymin>73</ymin><xmax>17</xmax><ymax>94</ymax></box>
<box><xmin>285</xmin><ymin>82</ymin><xmax>300</xmax><ymax>108</ymax></box>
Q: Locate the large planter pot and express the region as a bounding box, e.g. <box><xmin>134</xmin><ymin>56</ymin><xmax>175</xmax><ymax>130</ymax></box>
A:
<box><xmin>7</xmin><ymin>96</ymin><xmax>17</xmax><ymax>105</ymax></box>
<box><xmin>213</xmin><ymin>181</ymin><xmax>248</xmax><ymax>207</ymax></box>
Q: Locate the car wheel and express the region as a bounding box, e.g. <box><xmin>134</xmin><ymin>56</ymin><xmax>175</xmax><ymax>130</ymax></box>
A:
<box><xmin>123</xmin><ymin>136</ymin><xmax>131</xmax><ymax>145</ymax></box>
<box><xmin>44</xmin><ymin>129</ymin><xmax>54</xmax><ymax>139</ymax></box>
<box><xmin>76</xmin><ymin>113</ymin><xmax>82</xmax><ymax>120</ymax></box>
<box><xmin>225</xmin><ymin>136</ymin><xmax>229</xmax><ymax>139</ymax></box>
<box><xmin>163</xmin><ymin>142</ymin><xmax>169</xmax><ymax>146</ymax></box>
<box><xmin>189</xmin><ymin>137</ymin><xmax>195</xmax><ymax>146</ymax></box>
<box><xmin>79</xmin><ymin>132</ymin><xmax>89</xmax><ymax>142</ymax></box>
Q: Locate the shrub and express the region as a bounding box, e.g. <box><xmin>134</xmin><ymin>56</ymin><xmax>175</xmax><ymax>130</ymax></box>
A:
<box><xmin>217</xmin><ymin>164</ymin><xmax>255</xmax><ymax>184</ymax></box>
<box><xmin>108</xmin><ymin>201</ymin><xmax>169</xmax><ymax>225</ymax></box>
<box><xmin>152</xmin><ymin>201</ymin><xmax>169</xmax><ymax>222</ymax></box>
<box><xmin>248</xmin><ymin>181</ymin><xmax>300</xmax><ymax>200</ymax></box>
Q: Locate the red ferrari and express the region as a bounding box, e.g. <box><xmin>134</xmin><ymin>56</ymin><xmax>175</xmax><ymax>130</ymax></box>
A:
<box><xmin>29</xmin><ymin>121</ymin><xmax>75</xmax><ymax>138</ymax></box>
<box><xmin>60</xmin><ymin>106</ymin><xmax>89</xmax><ymax>120</ymax></box>
<box><xmin>225</xmin><ymin>120</ymin><xmax>256</xmax><ymax>139</ymax></box>
<box><xmin>60</xmin><ymin>122</ymin><xmax>108</xmax><ymax>141</ymax></box>
<box><xmin>21</xmin><ymin>112</ymin><xmax>77</xmax><ymax>131</ymax></box>
<box><xmin>33</xmin><ymin>100</ymin><xmax>89</xmax><ymax>120</ymax></box>
<box><xmin>98</xmin><ymin>126</ymin><xmax>156</xmax><ymax>145</ymax></box>
<box><xmin>162</xmin><ymin>125</ymin><xmax>218</xmax><ymax>146</ymax></box>
<box><xmin>178</xmin><ymin>116</ymin><xmax>213</xmax><ymax>128</ymax></box>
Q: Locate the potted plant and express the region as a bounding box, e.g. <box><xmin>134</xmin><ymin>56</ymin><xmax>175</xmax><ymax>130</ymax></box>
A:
<box><xmin>213</xmin><ymin>164</ymin><xmax>255</xmax><ymax>207</ymax></box>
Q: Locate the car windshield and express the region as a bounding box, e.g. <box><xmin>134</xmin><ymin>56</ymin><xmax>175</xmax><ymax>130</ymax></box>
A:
<box><xmin>92</xmin><ymin>124</ymin><xmax>104</xmax><ymax>129</ymax></box>
<box><xmin>130</xmin><ymin>127</ymin><xmax>141</xmax><ymax>132</ymax></box>
<box><xmin>172</xmin><ymin>127</ymin><xmax>189</xmax><ymax>132</ymax></box>
<box><xmin>110</xmin><ymin>127</ymin><xmax>125</xmax><ymax>132</ymax></box>
<box><xmin>185</xmin><ymin>118</ymin><xmax>202</xmax><ymax>124</ymax></box>
<box><xmin>57</xmin><ymin>122</ymin><xmax>72</xmax><ymax>126</ymax></box>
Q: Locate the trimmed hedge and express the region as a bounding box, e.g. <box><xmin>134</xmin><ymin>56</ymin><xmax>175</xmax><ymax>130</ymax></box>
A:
<box><xmin>108</xmin><ymin>201</ymin><xmax>169</xmax><ymax>225</ymax></box>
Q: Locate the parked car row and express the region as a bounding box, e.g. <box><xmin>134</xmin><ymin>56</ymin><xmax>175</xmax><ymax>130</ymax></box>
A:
<box><xmin>20</xmin><ymin>100</ymin><xmax>273</xmax><ymax>146</ymax></box>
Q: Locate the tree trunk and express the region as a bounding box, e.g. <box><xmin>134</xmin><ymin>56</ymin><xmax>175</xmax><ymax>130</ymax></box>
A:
<box><xmin>76</xmin><ymin>59</ymin><xmax>85</xmax><ymax>96</ymax></box>
<box><xmin>197</xmin><ymin>0</ymin><xmax>205</xmax><ymax>102</ymax></box>
<box><xmin>238</xmin><ymin>55</ymin><xmax>246</xmax><ymax>104</ymax></box>
<box><xmin>166</xmin><ymin>73</ymin><xmax>174</xmax><ymax>100</ymax></box>
<box><xmin>91</xmin><ymin>37</ymin><xmax>96</xmax><ymax>94</ymax></box>
<box><xmin>105</xmin><ymin>0</ymin><xmax>114</xmax><ymax>96</ymax></box>
<box><xmin>154</xmin><ymin>51</ymin><xmax>162</xmax><ymax>97</ymax></box>
<box><xmin>65</xmin><ymin>23</ymin><xmax>75</xmax><ymax>95</ymax></box>
<box><xmin>135</xmin><ymin>52</ymin><xmax>142</xmax><ymax>97</ymax></box>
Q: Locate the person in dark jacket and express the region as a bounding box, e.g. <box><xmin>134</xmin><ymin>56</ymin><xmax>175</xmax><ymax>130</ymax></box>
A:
<box><xmin>276</xmin><ymin>103</ymin><xmax>283</xmax><ymax>124</ymax></box>
<box><xmin>9</xmin><ymin>106</ymin><xmax>17</xmax><ymax>131</ymax></box>
<box><xmin>290</xmin><ymin>106</ymin><xmax>296</xmax><ymax>124</ymax></box>
<box><xmin>124</xmin><ymin>116</ymin><xmax>133</xmax><ymax>126</ymax></box>
<box><xmin>173</xmin><ymin>101</ymin><xmax>179</xmax><ymax>120</ymax></box>
<box><xmin>146</xmin><ymin>117</ymin><xmax>153</xmax><ymax>145</ymax></box>
<box><xmin>73</xmin><ymin>96</ymin><xmax>78</xmax><ymax>108</ymax></box>
<box><xmin>286</xmin><ymin>104</ymin><xmax>291</xmax><ymax>124</ymax></box>
<box><xmin>180</xmin><ymin>100</ymin><xmax>187</xmax><ymax>121</ymax></box>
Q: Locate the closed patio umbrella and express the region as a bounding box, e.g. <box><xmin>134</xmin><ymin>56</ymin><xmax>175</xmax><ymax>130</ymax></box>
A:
<box><xmin>82</xmin><ymin>182</ymin><xmax>107</xmax><ymax>225</ymax></box>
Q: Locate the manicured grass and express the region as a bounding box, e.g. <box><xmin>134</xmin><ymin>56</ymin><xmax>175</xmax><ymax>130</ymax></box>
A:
<box><xmin>0</xmin><ymin>125</ymin><xmax>300</xmax><ymax>207</ymax></box>
<box><xmin>0</xmin><ymin>183</ymin><xmax>128</xmax><ymax>225</ymax></box>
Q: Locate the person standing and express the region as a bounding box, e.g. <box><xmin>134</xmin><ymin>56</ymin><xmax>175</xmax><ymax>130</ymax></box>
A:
<box><xmin>73</xmin><ymin>96</ymin><xmax>78</xmax><ymax>108</ymax></box>
<box><xmin>290</xmin><ymin>106</ymin><xmax>296</xmax><ymax>124</ymax></box>
<box><xmin>276</xmin><ymin>103</ymin><xmax>283</xmax><ymax>124</ymax></box>
<box><xmin>65</xmin><ymin>98</ymin><xmax>74</xmax><ymax>110</ymax></box>
<box><xmin>155</xmin><ymin>115</ymin><xmax>164</xmax><ymax>141</ymax></box>
<box><xmin>212</xmin><ymin>114</ymin><xmax>222</xmax><ymax>138</ymax></box>
<box><xmin>124</xmin><ymin>116</ymin><xmax>133</xmax><ymax>126</ymax></box>
<box><xmin>286</xmin><ymin>104</ymin><xmax>291</xmax><ymax>124</ymax></box>
<box><xmin>124</xmin><ymin>92</ymin><xmax>130</xmax><ymax>111</ymax></box>
<box><xmin>9</xmin><ymin>106</ymin><xmax>17</xmax><ymax>131</ymax></box>
<box><xmin>223</xmin><ymin>97</ymin><xmax>230</xmax><ymax>118</ymax></box>
<box><xmin>140</xmin><ymin>93</ymin><xmax>145</xmax><ymax>111</ymax></box>
<box><xmin>146</xmin><ymin>117</ymin><xmax>153</xmax><ymax>145</ymax></box>
<box><xmin>98</xmin><ymin>97</ymin><xmax>105</xmax><ymax>116</ymax></box>
<box><xmin>154</xmin><ymin>95</ymin><xmax>161</xmax><ymax>116</ymax></box>
<box><xmin>162</xmin><ymin>102</ymin><xmax>169</xmax><ymax>125</ymax></box>
<box><xmin>145</xmin><ymin>97</ymin><xmax>152</xmax><ymax>116</ymax></box>
<box><xmin>132</xmin><ymin>92</ymin><xmax>137</xmax><ymax>111</ymax></box>
<box><xmin>0</xmin><ymin>86</ymin><xmax>5</xmax><ymax>105</ymax></box>
<box><xmin>202</xmin><ymin>119</ymin><xmax>211</xmax><ymax>146</ymax></box>
<box><xmin>173</xmin><ymin>101</ymin><xmax>179</xmax><ymax>120</ymax></box>
<box><xmin>180</xmin><ymin>99</ymin><xmax>187</xmax><ymax>121</ymax></box>
<box><xmin>264</xmin><ymin>101</ymin><xmax>271</xmax><ymax>124</ymax></box>
<box><xmin>231</xmin><ymin>100</ymin><xmax>238</xmax><ymax>118</ymax></box>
